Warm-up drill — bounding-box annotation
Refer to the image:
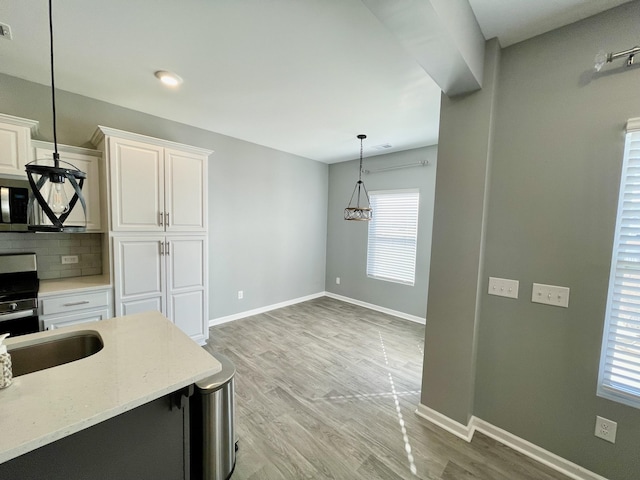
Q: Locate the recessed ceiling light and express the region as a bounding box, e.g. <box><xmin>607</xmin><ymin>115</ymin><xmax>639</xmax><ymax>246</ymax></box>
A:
<box><xmin>154</xmin><ymin>70</ymin><xmax>183</xmax><ymax>87</ymax></box>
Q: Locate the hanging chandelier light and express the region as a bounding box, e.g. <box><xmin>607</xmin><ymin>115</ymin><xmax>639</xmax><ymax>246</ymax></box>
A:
<box><xmin>344</xmin><ymin>134</ymin><xmax>372</xmax><ymax>221</ymax></box>
<box><xmin>25</xmin><ymin>0</ymin><xmax>87</xmax><ymax>232</ymax></box>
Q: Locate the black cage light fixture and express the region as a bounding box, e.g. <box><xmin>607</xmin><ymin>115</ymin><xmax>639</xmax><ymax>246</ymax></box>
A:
<box><xmin>344</xmin><ymin>134</ymin><xmax>372</xmax><ymax>221</ymax></box>
<box><xmin>25</xmin><ymin>0</ymin><xmax>87</xmax><ymax>232</ymax></box>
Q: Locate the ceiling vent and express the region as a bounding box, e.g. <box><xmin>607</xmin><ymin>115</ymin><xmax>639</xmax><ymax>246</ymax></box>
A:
<box><xmin>372</xmin><ymin>143</ymin><xmax>393</xmax><ymax>150</ymax></box>
<box><xmin>0</xmin><ymin>23</ymin><xmax>12</xmax><ymax>40</ymax></box>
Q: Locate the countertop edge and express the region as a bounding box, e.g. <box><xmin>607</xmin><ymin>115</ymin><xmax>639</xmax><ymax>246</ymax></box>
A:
<box><xmin>38</xmin><ymin>275</ymin><xmax>112</xmax><ymax>296</ymax></box>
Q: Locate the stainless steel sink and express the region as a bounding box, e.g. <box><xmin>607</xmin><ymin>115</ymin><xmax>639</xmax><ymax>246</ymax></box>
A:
<box><xmin>8</xmin><ymin>331</ymin><xmax>103</xmax><ymax>377</ymax></box>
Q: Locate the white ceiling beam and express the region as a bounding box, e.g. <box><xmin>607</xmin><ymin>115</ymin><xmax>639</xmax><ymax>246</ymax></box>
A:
<box><xmin>362</xmin><ymin>0</ymin><xmax>486</xmax><ymax>97</ymax></box>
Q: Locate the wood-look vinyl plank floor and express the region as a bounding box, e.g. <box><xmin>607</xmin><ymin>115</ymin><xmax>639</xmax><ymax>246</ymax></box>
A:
<box><xmin>205</xmin><ymin>297</ymin><xmax>571</xmax><ymax>480</ymax></box>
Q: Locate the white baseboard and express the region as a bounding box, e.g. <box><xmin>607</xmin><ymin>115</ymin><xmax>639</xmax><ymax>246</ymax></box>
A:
<box><xmin>210</xmin><ymin>291</ymin><xmax>425</xmax><ymax>327</ymax></box>
<box><xmin>415</xmin><ymin>403</ymin><xmax>474</xmax><ymax>441</ymax></box>
<box><xmin>415</xmin><ymin>404</ymin><xmax>608</xmax><ymax>480</ymax></box>
<box><xmin>209</xmin><ymin>292</ymin><xmax>325</xmax><ymax>327</ymax></box>
<box><xmin>474</xmin><ymin>418</ymin><xmax>609</xmax><ymax>480</ymax></box>
<box><xmin>325</xmin><ymin>292</ymin><xmax>426</xmax><ymax>324</ymax></box>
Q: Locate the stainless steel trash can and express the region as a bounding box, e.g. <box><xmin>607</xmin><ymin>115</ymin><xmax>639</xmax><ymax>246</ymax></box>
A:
<box><xmin>191</xmin><ymin>353</ymin><xmax>237</xmax><ymax>480</ymax></box>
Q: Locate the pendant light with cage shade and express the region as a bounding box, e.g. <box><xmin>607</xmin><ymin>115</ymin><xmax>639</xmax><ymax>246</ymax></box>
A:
<box><xmin>344</xmin><ymin>134</ymin><xmax>372</xmax><ymax>221</ymax></box>
<box><xmin>25</xmin><ymin>0</ymin><xmax>87</xmax><ymax>232</ymax></box>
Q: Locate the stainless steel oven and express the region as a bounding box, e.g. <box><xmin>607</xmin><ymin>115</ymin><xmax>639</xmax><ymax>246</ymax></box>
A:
<box><xmin>0</xmin><ymin>253</ymin><xmax>39</xmax><ymax>337</ymax></box>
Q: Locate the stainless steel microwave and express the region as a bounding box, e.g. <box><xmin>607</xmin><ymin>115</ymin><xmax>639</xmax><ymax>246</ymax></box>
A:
<box><xmin>0</xmin><ymin>180</ymin><xmax>30</xmax><ymax>232</ymax></box>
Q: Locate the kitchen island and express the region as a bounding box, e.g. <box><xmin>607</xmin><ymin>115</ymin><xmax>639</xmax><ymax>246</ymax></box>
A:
<box><xmin>0</xmin><ymin>311</ymin><xmax>220</xmax><ymax>478</ymax></box>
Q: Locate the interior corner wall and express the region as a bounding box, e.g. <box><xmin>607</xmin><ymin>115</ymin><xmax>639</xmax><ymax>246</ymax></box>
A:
<box><xmin>325</xmin><ymin>146</ymin><xmax>438</xmax><ymax>318</ymax></box>
<box><xmin>473</xmin><ymin>3</ymin><xmax>640</xmax><ymax>479</ymax></box>
<box><xmin>0</xmin><ymin>73</ymin><xmax>328</xmax><ymax>320</ymax></box>
<box><xmin>420</xmin><ymin>38</ymin><xmax>500</xmax><ymax>425</ymax></box>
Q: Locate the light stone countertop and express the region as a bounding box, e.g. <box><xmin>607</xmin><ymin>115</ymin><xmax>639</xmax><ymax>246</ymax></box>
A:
<box><xmin>38</xmin><ymin>274</ymin><xmax>112</xmax><ymax>296</ymax></box>
<box><xmin>0</xmin><ymin>311</ymin><xmax>221</xmax><ymax>464</ymax></box>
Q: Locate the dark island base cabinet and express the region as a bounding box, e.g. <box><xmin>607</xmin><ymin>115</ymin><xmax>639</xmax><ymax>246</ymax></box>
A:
<box><xmin>0</xmin><ymin>393</ymin><xmax>190</xmax><ymax>480</ymax></box>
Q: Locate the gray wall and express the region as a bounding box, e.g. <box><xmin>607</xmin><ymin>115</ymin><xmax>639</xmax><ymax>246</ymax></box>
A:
<box><xmin>0</xmin><ymin>73</ymin><xmax>328</xmax><ymax>319</ymax></box>
<box><xmin>423</xmin><ymin>3</ymin><xmax>640</xmax><ymax>479</ymax></box>
<box><xmin>210</xmin><ymin>137</ymin><xmax>327</xmax><ymax>318</ymax></box>
<box><xmin>325</xmin><ymin>146</ymin><xmax>437</xmax><ymax>318</ymax></box>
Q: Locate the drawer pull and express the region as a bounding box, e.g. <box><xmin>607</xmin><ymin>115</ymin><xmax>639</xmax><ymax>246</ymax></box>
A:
<box><xmin>63</xmin><ymin>301</ymin><xmax>91</xmax><ymax>307</ymax></box>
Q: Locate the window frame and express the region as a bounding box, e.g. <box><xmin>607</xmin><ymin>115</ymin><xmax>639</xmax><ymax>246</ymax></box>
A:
<box><xmin>366</xmin><ymin>188</ymin><xmax>420</xmax><ymax>286</ymax></box>
<box><xmin>597</xmin><ymin>117</ymin><xmax>640</xmax><ymax>409</ymax></box>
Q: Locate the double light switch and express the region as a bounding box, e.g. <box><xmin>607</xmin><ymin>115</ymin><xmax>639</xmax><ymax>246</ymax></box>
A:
<box><xmin>487</xmin><ymin>277</ymin><xmax>570</xmax><ymax>308</ymax></box>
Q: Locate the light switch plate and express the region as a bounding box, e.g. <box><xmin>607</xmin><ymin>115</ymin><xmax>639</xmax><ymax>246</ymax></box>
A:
<box><xmin>531</xmin><ymin>283</ymin><xmax>570</xmax><ymax>308</ymax></box>
<box><xmin>488</xmin><ymin>277</ymin><xmax>519</xmax><ymax>299</ymax></box>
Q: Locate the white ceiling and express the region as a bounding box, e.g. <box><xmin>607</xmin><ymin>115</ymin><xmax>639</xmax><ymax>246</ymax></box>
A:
<box><xmin>468</xmin><ymin>0</ymin><xmax>633</xmax><ymax>47</ymax></box>
<box><xmin>0</xmin><ymin>0</ymin><xmax>633</xmax><ymax>163</ymax></box>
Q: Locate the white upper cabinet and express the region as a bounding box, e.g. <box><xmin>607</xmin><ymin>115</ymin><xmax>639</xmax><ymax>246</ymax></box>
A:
<box><xmin>0</xmin><ymin>114</ymin><xmax>39</xmax><ymax>178</ymax></box>
<box><xmin>165</xmin><ymin>148</ymin><xmax>207</xmax><ymax>232</ymax></box>
<box><xmin>32</xmin><ymin>142</ymin><xmax>104</xmax><ymax>232</ymax></box>
<box><xmin>109</xmin><ymin>137</ymin><xmax>165</xmax><ymax>232</ymax></box>
<box><xmin>92</xmin><ymin>127</ymin><xmax>210</xmax><ymax>233</ymax></box>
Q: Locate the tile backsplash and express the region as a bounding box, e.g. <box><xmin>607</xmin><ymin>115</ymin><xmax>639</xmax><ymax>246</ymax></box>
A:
<box><xmin>0</xmin><ymin>233</ymin><xmax>102</xmax><ymax>280</ymax></box>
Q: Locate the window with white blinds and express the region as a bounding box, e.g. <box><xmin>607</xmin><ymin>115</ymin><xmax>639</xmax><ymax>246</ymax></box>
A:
<box><xmin>366</xmin><ymin>189</ymin><xmax>419</xmax><ymax>286</ymax></box>
<box><xmin>598</xmin><ymin>118</ymin><xmax>640</xmax><ymax>409</ymax></box>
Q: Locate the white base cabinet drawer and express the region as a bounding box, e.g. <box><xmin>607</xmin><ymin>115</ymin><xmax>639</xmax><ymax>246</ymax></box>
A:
<box><xmin>41</xmin><ymin>290</ymin><xmax>110</xmax><ymax>316</ymax></box>
<box><xmin>39</xmin><ymin>288</ymin><xmax>112</xmax><ymax>331</ymax></box>
<box><xmin>43</xmin><ymin>308</ymin><xmax>110</xmax><ymax>331</ymax></box>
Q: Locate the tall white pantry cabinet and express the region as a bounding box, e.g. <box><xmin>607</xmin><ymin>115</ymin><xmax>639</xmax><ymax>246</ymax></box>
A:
<box><xmin>92</xmin><ymin>127</ymin><xmax>212</xmax><ymax>344</ymax></box>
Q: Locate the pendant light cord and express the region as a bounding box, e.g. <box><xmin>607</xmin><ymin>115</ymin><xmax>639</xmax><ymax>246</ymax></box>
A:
<box><xmin>357</xmin><ymin>136</ymin><xmax>364</xmax><ymax>206</ymax></box>
<box><xmin>358</xmin><ymin>136</ymin><xmax>363</xmax><ymax>182</ymax></box>
<box><xmin>48</xmin><ymin>0</ymin><xmax>59</xmax><ymax>163</ymax></box>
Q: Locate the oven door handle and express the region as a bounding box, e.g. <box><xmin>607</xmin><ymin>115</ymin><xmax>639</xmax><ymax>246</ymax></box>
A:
<box><xmin>0</xmin><ymin>308</ymin><xmax>37</xmax><ymax>322</ymax></box>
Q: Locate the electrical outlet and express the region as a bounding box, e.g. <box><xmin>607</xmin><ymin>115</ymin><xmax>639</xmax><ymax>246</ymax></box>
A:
<box><xmin>531</xmin><ymin>283</ymin><xmax>570</xmax><ymax>308</ymax></box>
<box><xmin>336</xmin><ymin>277</ymin><xmax>341</xmax><ymax>285</ymax></box>
<box><xmin>487</xmin><ymin>277</ymin><xmax>519</xmax><ymax>299</ymax></box>
<box><xmin>61</xmin><ymin>255</ymin><xmax>79</xmax><ymax>264</ymax></box>
<box><xmin>237</xmin><ymin>290</ymin><xmax>243</xmax><ymax>300</ymax></box>
<box><xmin>594</xmin><ymin>416</ymin><xmax>617</xmax><ymax>443</ymax></box>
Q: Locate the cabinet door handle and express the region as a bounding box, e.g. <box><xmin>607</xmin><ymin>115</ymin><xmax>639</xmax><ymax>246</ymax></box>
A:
<box><xmin>166</xmin><ymin>241</ymin><xmax>170</xmax><ymax>255</ymax></box>
<box><xmin>159</xmin><ymin>212</ymin><xmax>164</xmax><ymax>226</ymax></box>
<box><xmin>160</xmin><ymin>241</ymin><xmax>165</xmax><ymax>256</ymax></box>
<box><xmin>165</xmin><ymin>212</ymin><xmax>170</xmax><ymax>227</ymax></box>
<box><xmin>63</xmin><ymin>301</ymin><xmax>90</xmax><ymax>307</ymax></box>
